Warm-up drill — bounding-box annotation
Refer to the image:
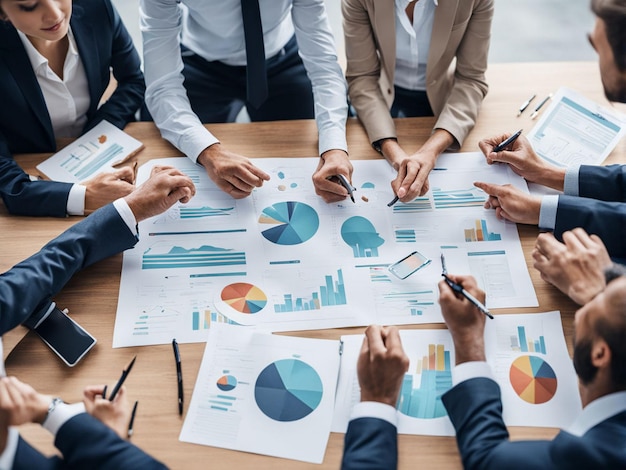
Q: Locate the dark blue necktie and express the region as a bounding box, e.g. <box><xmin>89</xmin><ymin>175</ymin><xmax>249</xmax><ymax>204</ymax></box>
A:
<box><xmin>241</xmin><ymin>0</ymin><xmax>268</xmax><ymax>109</ymax></box>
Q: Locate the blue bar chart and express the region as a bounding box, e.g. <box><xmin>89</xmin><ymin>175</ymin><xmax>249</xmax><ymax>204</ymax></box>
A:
<box><xmin>463</xmin><ymin>219</ymin><xmax>502</xmax><ymax>242</ymax></box>
<box><xmin>274</xmin><ymin>269</ymin><xmax>347</xmax><ymax>312</ymax></box>
<box><xmin>433</xmin><ymin>187</ymin><xmax>485</xmax><ymax>209</ymax></box>
<box><xmin>511</xmin><ymin>326</ymin><xmax>547</xmax><ymax>354</ymax></box>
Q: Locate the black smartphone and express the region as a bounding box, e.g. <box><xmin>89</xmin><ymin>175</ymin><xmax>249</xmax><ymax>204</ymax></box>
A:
<box><xmin>388</xmin><ymin>250</ymin><xmax>432</xmax><ymax>280</ymax></box>
<box><xmin>34</xmin><ymin>306</ymin><xmax>97</xmax><ymax>367</ymax></box>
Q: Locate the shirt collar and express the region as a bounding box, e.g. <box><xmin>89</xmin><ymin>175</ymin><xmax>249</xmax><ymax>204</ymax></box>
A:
<box><xmin>17</xmin><ymin>27</ymin><xmax>79</xmax><ymax>76</ymax></box>
<box><xmin>566</xmin><ymin>391</ymin><xmax>626</xmax><ymax>437</ymax></box>
<box><xmin>396</xmin><ymin>0</ymin><xmax>438</xmax><ymax>9</ymax></box>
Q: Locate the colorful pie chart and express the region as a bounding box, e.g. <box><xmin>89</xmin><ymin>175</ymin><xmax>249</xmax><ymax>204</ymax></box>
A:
<box><xmin>221</xmin><ymin>283</ymin><xmax>267</xmax><ymax>314</ymax></box>
<box><xmin>217</xmin><ymin>374</ymin><xmax>237</xmax><ymax>392</ymax></box>
<box><xmin>259</xmin><ymin>201</ymin><xmax>319</xmax><ymax>245</ymax></box>
<box><xmin>254</xmin><ymin>359</ymin><xmax>323</xmax><ymax>422</ymax></box>
<box><xmin>509</xmin><ymin>355</ymin><xmax>557</xmax><ymax>404</ymax></box>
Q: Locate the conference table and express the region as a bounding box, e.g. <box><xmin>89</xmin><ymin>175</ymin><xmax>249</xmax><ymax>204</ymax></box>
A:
<box><xmin>2</xmin><ymin>62</ymin><xmax>625</xmax><ymax>469</ymax></box>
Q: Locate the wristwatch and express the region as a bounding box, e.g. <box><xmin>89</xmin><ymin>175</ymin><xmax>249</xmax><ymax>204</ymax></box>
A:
<box><xmin>43</xmin><ymin>397</ymin><xmax>64</xmax><ymax>425</ymax></box>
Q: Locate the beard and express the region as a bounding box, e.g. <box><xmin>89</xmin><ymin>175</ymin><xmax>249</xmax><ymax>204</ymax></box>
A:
<box><xmin>573</xmin><ymin>337</ymin><xmax>599</xmax><ymax>385</ymax></box>
<box><xmin>603</xmin><ymin>76</ymin><xmax>626</xmax><ymax>103</ymax></box>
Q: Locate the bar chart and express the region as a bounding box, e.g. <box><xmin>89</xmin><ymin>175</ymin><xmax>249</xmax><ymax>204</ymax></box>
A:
<box><xmin>433</xmin><ymin>187</ymin><xmax>485</xmax><ymax>209</ymax></box>
<box><xmin>463</xmin><ymin>219</ymin><xmax>502</xmax><ymax>242</ymax></box>
<box><xmin>142</xmin><ymin>242</ymin><xmax>246</xmax><ymax>270</ymax></box>
<box><xmin>273</xmin><ymin>269</ymin><xmax>347</xmax><ymax>312</ymax></box>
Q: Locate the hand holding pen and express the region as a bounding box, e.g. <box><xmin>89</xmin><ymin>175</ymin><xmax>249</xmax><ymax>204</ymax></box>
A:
<box><xmin>312</xmin><ymin>150</ymin><xmax>354</xmax><ymax>203</ymax></box>
<box><xmin>440</xmin><ymin>254</ymin><xmax>492</xmax><ymax>319</ymax></box>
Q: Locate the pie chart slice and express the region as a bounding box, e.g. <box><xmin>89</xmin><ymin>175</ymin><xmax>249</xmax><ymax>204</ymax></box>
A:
<box><xmin>509</xmin><ymin>355</ymin><xmax>557</xmax><ymax>404</ymax></box>
<box><xmin>259</xmin><ymin>201</ymin><xmax>319</xmax><ymax>245</ymax></box>
<box><xmin>217</xmin><ymin>374</ymin><xmax>237</xmax><ymax>392</ymax></box>
<box><xmin>254</xmin><ymin>359</ymin><xmax>323</xmax><ymax>422</ymax></box>
<box><xmin>221</xmin><ymin>283</ymin><xmax>267</xmax><ymax>314</ymax></box>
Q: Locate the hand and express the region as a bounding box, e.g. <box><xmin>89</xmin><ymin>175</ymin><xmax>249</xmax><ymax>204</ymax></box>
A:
<box><xmin>357</xmin><ymin>325</ymin><xmax>409</xmax><ymax>406</ymax></box>
<box><xmin>438</xmin><ymin>275</ymin><xmax>487</xmax><ymax>364</ymax></box>
<box><xmin>474</xmin><ymin>181</ymin><xmax>542</xmax><ymax>225</ymax></box>
<box><xmin>124</xmin><ymin>165</ymin><xmax>196</xmax><ymax>222</ymax></box>
<box><xmin>533</xmin><ymin>229</ymin><xmax>612</xmax><ymax>305</ymax></box>
<box><xmin>312</xmin><ymin>150</ymin><xmax>353</xmax><ymax>203</ymax></box>
<box><xmin>83</xmin><ymin>385</ymin><xmax>131</xmax><ymax>439</ymax></box>
<box><xmin>197</xmin><ymin>143</ymin><xmax>270</xmax><ymax>198</ymax></box>
<box><xmin>0</xmin><ymin>377</ymin><xmax>51</xmax><ymax>426</ymax></box>
<box><xmin>478</xmin><ymin>134</ymin><xmax>565</xmax><ymax>190</ymax></box>
<box><xmin>83</xmin><ymin>166</ymin><xmax>136</xmax><ymax>214</ymax></box>
<box><xmin>383</xmin><ymin>139</ymin><xmax>435</xmax><ymax>202</ymax></box>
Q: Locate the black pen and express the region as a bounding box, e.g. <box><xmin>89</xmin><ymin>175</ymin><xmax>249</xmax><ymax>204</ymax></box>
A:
<box><xmin>127</xmin><ymin>400</ymin><xmax>138</xmax><ymax>438</ymax></box>
<box><xmin>440</xmin><ymin>253</ymin><xmax>493</xmax><ymax>319</ymax></box>
<box><xmin>172</xmin><ymin>339</ymin><xmax>183</xmax><ymax>416</ymax></box>
<box><xmin>493</xmin><ymin>129</ymin><xmax>523</xmax><ymax>153</ymax></box>
<box><xmin>102</xmin><ymin>385</ymin><xmax>107</xmax><ymax>400</ymax></box>
<box><xmin>332</xmin><ymin>174</ymin><xmax>355</xmax><ymax>203</ymax></box>
<box><xmin>109</xmin><ymin>356</ymin><xmax>136</xmax><ymax>401</ymax></box>
<box><xmin>517</xmin><ymin>94</ymin><xmax>536</xmax><ymax>116</ymax></box>
<box><xmin>387</xmin><ymin>195</ymin><xmax>399</xmax><ymax>207</ymax></box>
<box><xmin>530</xmin><ymin>93</ymin><xmax>552</xmax><ymax>119</ymax></box>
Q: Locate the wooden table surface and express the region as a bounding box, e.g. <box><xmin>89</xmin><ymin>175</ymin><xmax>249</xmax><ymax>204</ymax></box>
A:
<box><xmin>2</xmin><ymin>62</ymin><xmax>625</xmax><ymax>469</ymax></box>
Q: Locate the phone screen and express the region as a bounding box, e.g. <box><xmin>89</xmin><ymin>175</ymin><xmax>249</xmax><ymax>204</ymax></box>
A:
<box><xmin>34</xmin><ymin>308</ymin><xmax>96</xmax><ymax>367</ymax></box>
<box><xmin>388</xmin><ymin>251</ymin><xmax>431</xmax><ymax>279</ymax></box>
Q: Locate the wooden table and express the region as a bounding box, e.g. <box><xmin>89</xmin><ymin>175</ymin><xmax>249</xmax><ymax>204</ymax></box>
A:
<box><xmin>2</xmin><ymin>62</ymin><xmax>624</xmax><ymax>469</ymax></box>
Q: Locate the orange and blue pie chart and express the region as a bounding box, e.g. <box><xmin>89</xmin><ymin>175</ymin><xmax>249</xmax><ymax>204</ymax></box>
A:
<box><xmin>216</xmin><ymin>374</ymin><xmax>237</xmax><ymax>392</ymax></box>
<box><xmin>259</xmin><ymin>201</ymin><xmax>319</xmax><ymax>245</ymax></box>
<box><xmin>509</xmin><ymin>355</ymin><xmax>557</xmax><ymax>404</ymax></box>
<box><xmin>221</xmin><ymin>283</ymin><xmax>267</xmax><ymax>314</ymax></box>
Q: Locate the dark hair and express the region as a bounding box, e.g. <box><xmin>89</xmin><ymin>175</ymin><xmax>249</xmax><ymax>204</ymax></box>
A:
<box><xmin>591</xmin><ymin>0</ymin><xmax>626</xmax><ymax>71</ymax></box>
<box><xmin>594</xmin><ymin>276</ymin><xmax>626</xmax><ymax>388</ymax></box>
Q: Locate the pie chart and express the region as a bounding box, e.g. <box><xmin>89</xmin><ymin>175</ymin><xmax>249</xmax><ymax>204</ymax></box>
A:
<box><xmin>259</xmin><ymin>201</ymin><xmax>319</xmax><ymax>245</ymax></box>
<box><xmin>220</xmin><ymin>283</ymin><xmax>267</xmax><ymax>314</ymax></box>
<box><xmin>509</xmin><ymin>355</ymin><xmax>557</xmax><ymax>404</ymax></box>
<box><xmin>254</xmin><ymin>359</ymin><xmax>323</xmax><ymax>422</ymax></box>
<box><xmin>217</xmin><ymin>374</ymin><xmax>237</xmax><ymax>392</ymax></box>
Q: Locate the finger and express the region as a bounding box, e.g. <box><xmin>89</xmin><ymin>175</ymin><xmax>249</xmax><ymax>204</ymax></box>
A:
<box><xmin>496</xmin><ymin>207</ymin><xmax>514</xmax><ymax>222</ymax></box>
<box><xmin>248</xmin><ymin>165</ymin><xmax>271</xmax><ymax>183</ymax></box>
<box><xmin>407</xmin><ymin>168</ymin><xmax>430</xmax><ymax>200</ymax></box>
<box><xmin>315</xmin><ymin>178</ymin><xmax>349</xmax><ymax>198</ymax></box>
<box><xmin>113</xmin><ymin>166</ymin><xmax>135</xmax><ymax>183</ymax></box>
<box><xmin>534</xmin><ymin>232</ymin><xmax>560</xmax><ymax>257</ymax></box>
<box><xmin>473</xmin><ymin>181</ymin><xmax>502</xmax><ymax>197</ymax></box>
<box><xmin>382</xmin><ymin>327</ymin><xmax>406</xmax><ymax>358</ymax></box>
<box><xmin>364</xmin><ymin>325</ymin><xmax>387</xmax><ymax>358</ymax></box>
<box><xmin>570</xmin><ymin>228</ymin><xmax>598</xmax><ymax>250</ymax></box>
<box><xmin>562</xmin><ymin>229</ymin><xmax>586</xmax><ymax>252</ymax></box>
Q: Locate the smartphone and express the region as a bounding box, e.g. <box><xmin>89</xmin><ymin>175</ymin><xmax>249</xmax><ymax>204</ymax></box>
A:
<box><xmin>388</xmin><ymin>251</ymin><xmax>432</xmax><ymax>280</ymax></box>
<box><xmin>34</xmin><ymin>306</ymin><xmax>97</xmax><ymax>367</ymax></box>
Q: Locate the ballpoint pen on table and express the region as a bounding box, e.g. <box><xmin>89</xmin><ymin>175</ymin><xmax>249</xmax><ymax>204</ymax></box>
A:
<box><xmin>173</xmin><ymin>339</ymin><xmax>184</xmax><ymax>416</ymax></box>
<box><xmin>387</xmin><ymin>195</ymin><xmax>399</xmax><ymax>207</ymax></box>
<box><xmin>530</xmin><ymin>93</ymin><xmax>553</xmax><ymax>119</ymax></box>
<box><xmin>493</xmin><ymin>129</ymin><xmax>523</xmax><ymax>153</ymax></box>
<box><xmin>517</xmin><ymin>94</ymin><xmax>536</xmax><ymax>116</ymax></box>
<box><xmin>332</xmin><ymin>174</ymin><xmax>355</xmax><ymax>203</ymax></box>
<box><xmin>109</xmin><ymin>356</ymin><xmax>137</xmax><ymax>401</ymax></box>
<box><xmin>127</xmin><ymin>400</ymin><xmax>138</xmax><ymax>438</ymax></box>
<box><xmin>440</xmin><ymin>253</ymin><xmax>493</xmax><ymax>319</ymax></box>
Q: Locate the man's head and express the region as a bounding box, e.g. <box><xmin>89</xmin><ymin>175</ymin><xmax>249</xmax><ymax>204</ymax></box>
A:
<box><xmin>573</xmin><ymin>275</ymin><xmax>626</xmax><ymax>393</ymax></box>
<box><xmin>590</xmin><ymin>0</ymin><xmax>626</xmax><ymax>102</ymax></box>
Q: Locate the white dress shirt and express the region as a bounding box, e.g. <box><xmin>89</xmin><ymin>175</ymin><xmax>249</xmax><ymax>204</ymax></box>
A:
<box><xmin>140</xmin><ymin>0</ymin><xmax>348</xmax><ymax>161</ymax></box>
<box><xmin>394</xmin><ymin>0</ymin><xmax>437</xmax><ymax>91</ymax></box>
<box><xmin>18</xmin><ymin>28</ymin><xmax>90</xmax><ymax>215</ymax></box>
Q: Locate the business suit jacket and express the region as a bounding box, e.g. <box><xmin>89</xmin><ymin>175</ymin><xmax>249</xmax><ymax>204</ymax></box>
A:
<box><xmin>342</xmin><ymin>417</ymin><xmax>398</xmax><ymax>469</ymax></box>
<box><xmin>0</xmin><ymin>0</ymin><xmax>144</xmax><ymax>217</ymax></box>
<box><xmin>342</xmin><ymin>0</ymin><xmax>493</xmax><ymax>148</ymax></box>
<box><xmin>554</xmin><ymin>164</ymin><xmax>626</xmax><ymax>258</ymax></box>
<box><xmin>13</xmin><ymin>413</ymin><xmax>167</xmax><ymax>469</ymax></box>
<box><xmin>442</xmin><ymin>377</ymin><xmax>626</xmax><ymax>470</ymax></box>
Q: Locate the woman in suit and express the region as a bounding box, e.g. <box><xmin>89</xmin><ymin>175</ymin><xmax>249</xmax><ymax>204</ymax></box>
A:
<box><xmin>0</xmin><ymin>0</ymin><xmax>145</xmax><ymax>217</ymax></box>
<box><xmin>342</xmin><ymin>0</ymin><xmax>494</xmax><ymax>203</ymax></box>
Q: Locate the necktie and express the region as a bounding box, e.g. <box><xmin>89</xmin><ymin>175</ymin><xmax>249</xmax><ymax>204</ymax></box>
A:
<box><xmin>241</xmin><ymin>0</ymin><xmax>268</xmax><ymax>109</ymax></box>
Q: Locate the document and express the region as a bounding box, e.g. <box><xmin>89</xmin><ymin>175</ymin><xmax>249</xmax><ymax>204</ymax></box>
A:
<box><xmin>36</xmin><ymin>120</ymin><xmax>143</xmax><ymax>183</ymax></box>
<box><xmin>526</xmin><ymin>87</ymin><xmax>626</xmax><ymax>168</ymax></box>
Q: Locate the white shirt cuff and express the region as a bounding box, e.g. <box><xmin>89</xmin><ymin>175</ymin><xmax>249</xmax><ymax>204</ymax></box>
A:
<box><xmin>563</xmin><ymin>165</ymin><xmax>581</xmax><ymax>196</ymax></box>
<box><xmin>349</xmin><ymin>401</ymin><xmax>398</xmax><ymax>427</ymax></box>
<box><xmin>539</xmin><ymin>195</ymin><xmax>559</xmax><ymax>230</ymax></box>
<box><xmin>67</xmin><ymin>184</ymin><xmax>86</xmax><ymax>216</ymax></box>
<box><xmin>0</xmin><ymin>428</ymin><xmax>19</xmax><ymax>470</ymax></box>
<box><xmin>113</xmin><ymin>198</ymin><xmax>139</xmax><ymax>237</ymax></box>
<box><xmin>178</xmin><ymin>126</ymin><xmax>220</xmax><ymax>163</ymax></box>
<box><xmin>318</xmin><ymin>127</ymin><xmax>348</xmax><ymax>157</ymax></box>
<box><xmin>452</xmin><ymin>361</ymin><xmax>494</xmax><ymax>386</ymax></box>
<box><xmin>42</xmin><ymin>402</ymin><xmax>86</xmax><ymax>436</ymax></box>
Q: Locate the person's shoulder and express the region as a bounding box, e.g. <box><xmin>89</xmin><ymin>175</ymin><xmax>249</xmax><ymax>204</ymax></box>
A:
<box><xmin>71</xmin><ymin>0</ymin><xmax>115</xmax><ymax>23</ymax></box>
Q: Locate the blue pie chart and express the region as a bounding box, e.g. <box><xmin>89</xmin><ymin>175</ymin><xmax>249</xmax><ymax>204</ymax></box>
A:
<box><xmin>258</xmin><ymin>201</ymin><xmax>319</xmax><ymax>245</ymax></box>
<box><xmin>254</xmin><ymin>359</ymin><xmax>323</xmax><ymax>422</ymax></box>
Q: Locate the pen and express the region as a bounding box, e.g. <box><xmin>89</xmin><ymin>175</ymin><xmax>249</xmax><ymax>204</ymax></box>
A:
<box><xmin>102</xmin><ymin>385</ymin><xmax>107</xmax><ymax>400</ymax></box>
<box><xmin>493</xmin><ymin>129</ymin><xmax>523</xmax><ymax>153</ymax></box>
<box><xmin>173</xmin><ymin>339</ymin><xmax>183</xmax><ymax>416</ymax></box>
<box><xmin>109</xmin><ymin>356</ymin><xmax>136</xmax><ymax>401</ymax></box>
<box><xmin>127</xmin><ymin>400</ymin><xmax>138</xmax><ymax>438</ymax></box>
<box><xmin>517</xmin><ymin>94</ymin><xmax>536</xmax><ymax>116</ymax></box>
<box><xmin>440</xmin><ymin>254</ymin><xmax>493</xmax><ymax>319</ymax></box>
<box><xmin>332</xmin><ymin>174</ymin><xmax>355</xmax><ymax>203</ymax></box>
<box><xmin>530</xmin><ymin>93</ymin><xmax>553</xmax><ymax>119</ymax></box>
<box><xmin>387</xmin><ymin>195</ymin><xmax>399</xmax><ymax>207</ymax></box>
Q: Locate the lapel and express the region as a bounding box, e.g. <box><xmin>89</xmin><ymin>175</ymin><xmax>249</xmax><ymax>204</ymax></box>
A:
<box><xmin>428</xmin><ymin>0</ymin><xmax>458</xmax><ymax>79</ymax></box>
<box><xmin>70</xmin><ymin>4</ymin><xmax>101</xmax><ymax>115</ymax></box>
<box><xmin>373</xmin><ymin>0</ymin><xmax>397</xmax><ymax>84</ymax></box>
<box><xmin>0</xmin><ymin>23</ymin><xmax>55</xmax><ymax>147</ymax></box>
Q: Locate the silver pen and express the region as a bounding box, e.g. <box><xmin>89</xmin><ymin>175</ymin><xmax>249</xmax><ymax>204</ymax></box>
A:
<box><xmin>517</xmin><ymin>94</ymin><xmax>536</xmax><ymax>116</ymax></box>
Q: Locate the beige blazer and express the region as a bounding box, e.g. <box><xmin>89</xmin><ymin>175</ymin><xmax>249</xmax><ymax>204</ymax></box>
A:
<box><xmin>343</xmin><ymin>0</ymin><xmax>494</xmax><ymax>149</ymax></box>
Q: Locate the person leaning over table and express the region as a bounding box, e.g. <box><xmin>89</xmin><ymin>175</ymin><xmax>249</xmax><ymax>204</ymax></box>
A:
<box><xmin>0</xmin><ymin>0</ymin><xmax>145</xmax><ymax>217</ymax></box>
<box><xmin>0</xmin><ymin>165</ymin><xmax>194</xmax><ymax>468</ymax></box>
<box><xmin>341</xmin><ymin>0</ymin><xmax>493</xmax><ymax>203</ymax></box>
<box><xmin>140</xmin><ymin>0</ymin><xmax>353</xmax><ymax>204</ymax></box>
<box><xmin>474</xmin><ymin>0</ymin><xmax>626</xmax><ymax>259</ymax></box>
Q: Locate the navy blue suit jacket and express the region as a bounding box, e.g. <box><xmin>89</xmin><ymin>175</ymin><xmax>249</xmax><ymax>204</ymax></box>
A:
<box><xmin>442</xmin><ymin>377</ymin><xmax>626</xmax><ymax>469</ymax></box>
<box><xmin>342</xmin><ymin>417</ymin><xmax>398</xmax><ymax>469</ymax></box>
<box><xmin>554</xmin><ymin>164</ymin><xmax>626</xmax><ymax>258</ymax></box>
<box><xmin>0</xmin><ymin>0</ymin><xmax>144</xmax><ymax>217</ymax></box>
<box><xmin>13</xmin><ymin>413</ymin><xmax>166</xmax><ymax>469</ymax></box>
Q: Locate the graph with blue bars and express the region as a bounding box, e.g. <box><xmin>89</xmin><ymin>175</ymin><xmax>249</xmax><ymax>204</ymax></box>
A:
<box><xmin>392</xmin><ymin>197</ymin><xmax>431</xmax><ymax>213</ymax></box>
<box><xmin>179</xmin><ymin>206</ymin><xmax>234</xmax><ymax>219</ymax></box>
<box><xmin>511</xmin><ymin>326</ymin><xmax>547</xmax><ymax>354</ymax></box>
<box><xmin>61</xmin><ymin>143</ymin><xmax>123</xmax><ymax>180</ymax></box>
<box><xmin>464</xmin><ymin>219</ymin><xmax>502</xmax><ymax>242</ymax></box>
<box><xmin>142</xmin><ymin>243</ymin><xmax>246</xmax><ymax>270</ymax></box>
<box><xmin>274</xmin><ymin>269</ymin><xmax>347</xmax><ymax>312</ymax></box>
<box><xmin>433</xmin><ymin>187</ymin><xmax>485</xmax><ymax>209</ymax></box>
<box><xmin>397</xmin><ymin>343</ymin><xmax>452</xmax><ymax>419</ymax></box>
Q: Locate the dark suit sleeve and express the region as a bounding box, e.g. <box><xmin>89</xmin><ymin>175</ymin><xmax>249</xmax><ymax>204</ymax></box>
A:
<box><xmin>577</xmin><ymin>165</ymin><xmax>626</xmax><ymax>202</ymax></box>
<box><xmin>54</xmin><ymin>413</ymin><xmax>167</xmax><ymax>469</ymax></box>
<box><xmin>13</xmin><ymin>436</ymin><xmax>61</xmax><ymax>470</ymax></box>
<box><xmin>342</xmin><ymin>417</ymin><xmax>398</xmax><ymax>470</ymax></box>
<box><xmin>0</xmin><ymin>203</ymin><xmax>137</xmax><ymax>334</ymax></box>
<box><xmin>83</xmin><ymin>0</ymin><xmax>145</xmax><ymax>131</ymax></box>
